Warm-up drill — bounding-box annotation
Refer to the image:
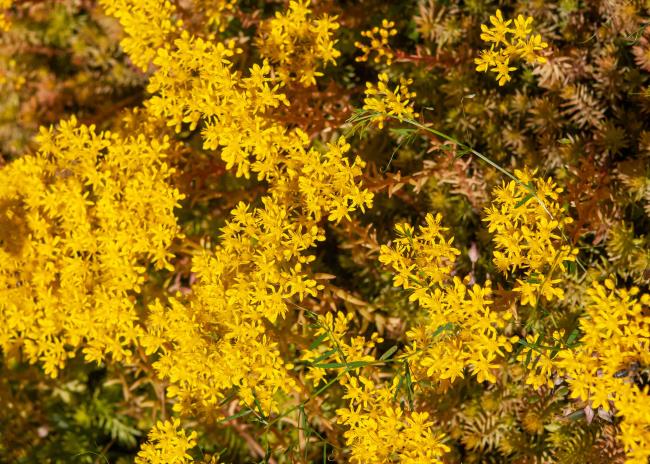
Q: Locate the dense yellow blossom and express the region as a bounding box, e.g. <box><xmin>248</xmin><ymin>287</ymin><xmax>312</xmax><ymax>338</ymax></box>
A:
<box><xmin>337</xmin><ymin>375</ymin><xmax>450</xmax><ymax>463</ymax></box>
<box><xmin>484</xmin><ymin>169</ymin><xmax>577</xmax><ymax>306</ymax></box>
<box><xmin>475</xmin><ymin>10</ymin><xmax>548</xmax><ymax>85</ymax></box>
<box><xmin>0</xmin><ymin>116</ymin><xmax>183</xmax><ymax>378</ymax></box>
<box><xmin>136</xmin><ymin>419</ymin><xmax>196</xmax><ymax>464</ymax></box>
<box><xmin>300</xmin><ymin>311</ymin><xmax>379</xmax><ymax>386</ymax></box>
<box><xmin>363</xmin><ymin>73</ymin><xmax>418</xmax><ymax>129</ymax></box>
<box><xmin>275</xmin><ymin>136</ymin><xmax>374</xmax><ymax>223</ymax></box>
<box><xmin>517</xmin><ymin>279</ymin><xmax>650</xmax><ymax>464</ymax></box>
<box><xmin>141</xmin><ymin>134</ymin><xmax>372</xmax><ymax>413</ymax></box>
<box><xmin>4</xmin><ymin>1</ymin><xmax>644</xmax><ymax>463</ymax></box>
<box><xmin>147</xmin><ymin>28</ymin><xmax>367</xmax><ymax>218</ymax></box>
<box><xmin>145</xmin><ymin>29</ymin><xmax>371</xmax><ymax>207</ymax></box>
<box><xmin>560</xmin><ymin>280</ymin><xmax>650</xmax><ymax>464</ymax></box>
<box><xmin>99</xmin><ymin>0</ymin><xmax>181</xmax><ymax>71</ymax></box>
<box><xmin>95</xmin><ymin>0</ymin><xmax>373</xmax><ymax>421</ymax></box>
<box><xmin>256</xmin><ymin>0</ymin><xmax>340</xmax><ymax>86</ymax></box>
<box><xmin>140</xmin><ymin>197</ymin><xmax>321</xmax><ymax>413</ymax></box>
<box><xmin>515</xmin><ymin>331</ymin><xmax>564</xmax><ymax>389</ymax></box>
<box><xmin>355</xmin><ymin>19</ymin><xmax>398</xmax><ymax>65</ymax></box>
<box><xmin>380</xmin><ymin>213</ymin><xmax>516</xmax><ymax>386</ymax></box>
<box><xmin>146</xmin><ymin>31</ymin><xmax>244</xmax><ymax>133</ymax></box>
<box><xmin>300</xmin><ymin>312</ymin><xmax>449</xmax><ymax>463</ymax></box>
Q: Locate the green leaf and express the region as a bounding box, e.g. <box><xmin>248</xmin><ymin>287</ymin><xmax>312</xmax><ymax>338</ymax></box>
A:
<box><xmin>512</xmin><ymin>337</ymin><xmax>525</xmax><ymax>356</ymax></box>
<box><xmin>380</xmin><ymin>345</ymin><xmax>399</xmax><ymax>361</ymax></box>
<box><xmin>555</xmin><ymin>386</ymin><xmax>569</xmax><ymax>397</ymax></box>
<box><xmin>251</xmin><ymin>391</ymin><xmax>267</xmax><ymax>421</ymax></box>
<box><xmin>313</xmin><ymin>360</ymin><xmax>371</xmax><ymax>369</ymax></box>
<box><xmin>389</xmin><ymin>127</ymin><xmax>417</xmax><ymax>138</ymax></box>
<box><xmin>404</xmin><ymin>361</ymin><xmax>414</xmax><ymax>411</ymax></box>
<box><xmin>217</xmin><ymin>409</ymin><xmax>253</xmax><ymax>424</ymax></box>
<box><xmin>308</xmin><ymin>333</ymin><xmax>328</xmax><ymax>350</ymax></box>
<box><xmin>567</xmin><ymin>409</ymin><xmax>586</xmax><ymax>421</ymax></box>
<box><xmin>454</xmin><ymin>147</ymin><xmax>471</xmax><ymax>159</ymax></box>
<box><xmin>566</xmin><ymin>329</ymin><xmax>580</xmax><ymax>347</ymax></box>
<box><xmin>309</xmin><ymin>349</ymin><xmax>337</xmax><ymax>365</ymax></box>
<box><xmin>526</xmin><ymin>272</ymin><xmax>541</xmax><ymax>284</ymax></box>
<box><xmin>393</xmin><ymin>374</ymin><xmax>404</xmax><ymax>401</ymax></box>
<box><xmin>524</xmin><ymin>348</ymin><xmax>532</xmax><ymax>368</ymax></box>
<box><xmin>432</xmin><ymin>322</ymin><xmax>455</xmax><ymax>338</ymax></box>
<box><xmin>564</xmin><ymin>260</ymin><xmax>576</xmax><ymax>274</ymax></box>
<box><xmin>515</xmin><ymin>193</ymin><xmax>534</xmax><ymax>209</ymax></box>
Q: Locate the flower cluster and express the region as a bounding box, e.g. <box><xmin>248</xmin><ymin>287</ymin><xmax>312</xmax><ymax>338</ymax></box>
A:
<box><xmin>561</xmin><ymin>280</ymin><xmax>650</xmax><ymax>464</ymax></box>
<box><xmin>363</xmin><ymin>73</ymin><xmax>418</xmax><ymax>129</ymax></box>
<box><xmin>0</xmin><ymin>117</ymin><xmax>183</xmax><ymax>378</ymax></box>
<box><xmin>515</xmin><ymin>331</ymin><xmax>565</xmax><ymax>390</ymax></box>
<box><xmin>299</xmin><ymin>311</ymin><xmax>379</xmax><ymax>386</ymax></box>
<box><xmin>355</xmin><ymin>19</ymin><xmax>398</xmax><ymax>65</ymax></box>
<box><xmin>277</xmin><ymin>136</ymin><xmax>374</xmax><ymax>223</ymax></box>
<box><xmin>294</xmin><ymin>310</ymin><xmax>449</xmax><ymax>462</ymax></box>
<box><xmin>518</xmin><ymin>280</ymin><xmax>650</xmax><ymax>464</ymax></box>
<box><xmin>379</xmin><ymin>213</ymin><xmax>516</xmax><ymax>386</ymax></box>
<box><xmin>142</xmin><ymin>134</ymin><xmax>373</xmax><ymax>413</ymax></box>
<box><xmin>256</xmin><ymin>0</ymin><xmax>340</xmax><ymax>86</ymax></box>
<box><xmin>337</xmin><ymin>375</ymin><xmax>450</xmax><ymax>463</ymax></box>
<box><xmin>303</xmin><ymin>311</ymin><xmax>450</xmax><ymax>463</ymax></box>
<box><xmin>484</xmin><ymin>170</ymin><xmax>578</xmax><ymax>306</ymax></box>
<box><xmin>475</xmin><ymin>10</ymin><xmax>548</xmax><ymax>85</ymax></box>
<box><xmin>202</xmin><ymin>0</ymin><xmax>235</xmax><ymax>31</ymax></box>
<box><xmin>99</xmin><ymin>0</ymin><xmax>181</xmax><ymax>71</ymax></box>
<box><xmin>3</xmin><ymin>1</ymin><xmax>648</xmax><ymax>463</ymax></box>
<box><xmin>141</xmin><ymin>197</ymin><xmax>321</xmax><ymax>414</ymax></box>
<box><xmin>97</xmin><ymin>0</ymin><xmax>373</xmax><ymax>419</ymax></box>
<box><xmin>136</xmin><ymin>419</ymin><xmax>197</xmax><ymax>464</ymax></box>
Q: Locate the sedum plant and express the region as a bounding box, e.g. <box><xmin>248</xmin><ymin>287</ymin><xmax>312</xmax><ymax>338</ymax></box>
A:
<box><xmin>0</xmin><ymin>1</ymin><xmax>648</xmax><ymax>463</ymax></box>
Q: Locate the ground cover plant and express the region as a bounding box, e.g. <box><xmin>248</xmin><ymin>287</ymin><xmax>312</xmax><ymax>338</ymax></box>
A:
<box><xmin>0</xmin><ymin>0</ymin><xmax>649</xmax><ymax>463</ymax></box>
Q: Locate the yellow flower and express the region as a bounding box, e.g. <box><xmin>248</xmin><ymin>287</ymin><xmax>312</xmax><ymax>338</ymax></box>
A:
<box><xmin>363</xmin><ymin>73</ymin><xmax>418</xmax><ymax>128</ymax></box>
<box><xmin>0</xmin><ymin>0</ymin><xmax>12</xmax><ymax>31</ymax></box>
<box><xmin>256</xmin><ymin>0</ymin><xmax>341</xmax><ymax>86</ymax></box>
<box><xmin>512</xmin><ymin>14</ymin><xmax>533</xmax><ymax>40</ymax></box>
<box><xmin>491</xmin><ymin>54</ymin><xmax>517</xmax><ymax>86</ymax></box>
<box><xmin>484</xmin><ymin>170</ymin><xmax>577</xmax><ymax>306</ymax></box>
<box><xmin>520</xmin><ymin>280</ymin><xmax>650</xmax><ymax>463</ymax></box>
<box><xmin>480</xmin><ymin>10</ymin><xmax>512</xmax><ymax>46</ymax></box>
<box><xmin>99</xmin><ymin>0</ymin><xmax>181</xmax><ymax>71</ymax></box>
<box><xmin>474</xmin><ymin>49</ymin><xmax>499</xmax><ymax>72</ymax></box>
<box><xmin>516</xmin><ymin>34</ymin><xmax>549</xmax><ymax>64</ymax></box>
<box><xmin>0</xmin><ymin>117</ymin><xmax>183</xmax><ymax>378</ymax></box>
<box><xmin>476</xmin><ymin>10</ymin><xmax>548</xmax><ymax>85</ymax></box>
<box><xmin>355</xmin><ymin>19</ymin><xmax>398</xmax><ymax>65</ymax></box>
<box><xmin>136</xmin><ymin>419</ymin><xmax>197</xmax><ymax>464</ymax></box>
<box><xmin>380</xmin><ymin>214</ymin><xmax>513</xmax><ymax>387</ymax></box>
<box><xmin>336</xmin><ymin>375</ymin><xmax>450</xmax><ymax>463</ymax></box>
